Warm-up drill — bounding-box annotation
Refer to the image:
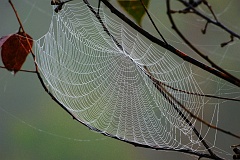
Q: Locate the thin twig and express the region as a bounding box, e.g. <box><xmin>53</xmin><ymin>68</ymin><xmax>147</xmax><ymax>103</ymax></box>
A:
<box><xmin>159</xmin><ymin>79</ymin><xmax>240</xmax><ymax>102</ymax></box>
<box><xmin>201</xmin><ymin>0</ymin><xmax>218</xmax><ymax>22</ymax></box>
<box><xmin>178</xmin><ymin>0</ymin><xmax>240</xmax><ymax>40</ymax></box>
<box><xmin>139</xmin><ymin>0</ymin><xmax>168</xmax><ymax>45</ymax></box>
<box><xmin>177</xmin><ymin>0</ymin><xmax>236</xmax><ymax>47</ymax></box>
<box><xmin>8</xmin><ymin>0</ymin><xmax>34</xmax><ymax>58</ymax></box>
<box><xmin>0</xmin><ymin>66</ymin><xmax>36</xmax><ymax>73</ymax></box>
<box><xmin>97</xmin><ymin>0</ymin><xmax>101</xmax><ymax>15</ymax></box>
<box><xmin>166</xmin><ymin>0</ymin><xmax>240</xmax><ymax>88</ymax></box>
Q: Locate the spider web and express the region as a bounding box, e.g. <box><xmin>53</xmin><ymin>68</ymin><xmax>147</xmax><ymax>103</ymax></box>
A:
<box><xmin>31</xmin><ymin>1</ymin><xmax>240</xmax><ymax>159</ymax></box>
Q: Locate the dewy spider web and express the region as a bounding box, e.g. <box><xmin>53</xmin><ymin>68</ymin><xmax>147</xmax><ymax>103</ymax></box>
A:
<box><xmin>33</xmin><ymin>1</ymin><xmax>239</xmax><ymax>159</ymax></box>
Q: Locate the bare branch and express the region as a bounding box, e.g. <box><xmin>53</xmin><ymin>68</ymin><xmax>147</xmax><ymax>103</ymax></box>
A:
<box><xmin>178</xmin><ymin>0</ymin><xmax>240</xmax><ymax>40</ymax></box>
<box><xmin>139</xmin><ymin>0</ymin><xmax>168</xmax><ymax>45</ymax></box>
<box><xmin>166</xmin><ymin>0</ymin><xmax>240</xmax><ymax>89</ymax></box>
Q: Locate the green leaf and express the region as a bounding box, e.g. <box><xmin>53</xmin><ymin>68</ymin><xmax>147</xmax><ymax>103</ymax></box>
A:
<box><xmin>118</xmin><ymin>0</ymin><xmax>150</xmax><ymax>26</ymax></box>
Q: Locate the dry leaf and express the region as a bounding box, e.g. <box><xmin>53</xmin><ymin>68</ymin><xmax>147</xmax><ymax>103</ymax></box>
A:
<box><xmin>0</xmin><ymin>30</ymin><xmax>33</xmax><ymax>74</ymax></box>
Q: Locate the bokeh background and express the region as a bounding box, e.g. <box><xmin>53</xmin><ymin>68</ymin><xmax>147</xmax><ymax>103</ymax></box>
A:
<box><xmin>0</xmin><ymin>0</ymin><xmax>240</xmax><ymax>160</ymax></box>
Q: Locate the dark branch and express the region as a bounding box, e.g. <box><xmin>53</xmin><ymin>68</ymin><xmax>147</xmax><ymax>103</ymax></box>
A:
<box><xmin>178</xmin><ymin>0</ymin><xmax>240</xmax><ymax>40</ymax></box>
<box><xmin>166</xmin><ymin>0</ymin><xmax>240</xmax><ymax>89</ymax></box>
<box><xmin>139</xmin><ymin>0</ymin><xmax>168</xmax><ymax>45</ymax></box>
<box><xmin>97</xmin><ymin>0</ymin><xmax>101</xmax><ymax>15</ymax></box>
<box><xmin>99</xmin><ymin>0</ymin><xmax>240</xmax><ymax>87</ymax></box>
<box><xmin>221</xmin><ymin>35</ymin><xmax>234</xmax><ymax>47</ymax></box>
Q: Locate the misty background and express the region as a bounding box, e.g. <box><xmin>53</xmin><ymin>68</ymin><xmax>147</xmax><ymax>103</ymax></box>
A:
<box><xmin>0</xmin><ymin>0</ymin><xmax>240</xmax><ymax>160</ymax></box>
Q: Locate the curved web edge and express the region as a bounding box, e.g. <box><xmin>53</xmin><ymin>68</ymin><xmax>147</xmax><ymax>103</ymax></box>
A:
<box><xmin>33</xmin><ymin>1</ymin><xmax>230</xmax><ymax>158</ymax></box>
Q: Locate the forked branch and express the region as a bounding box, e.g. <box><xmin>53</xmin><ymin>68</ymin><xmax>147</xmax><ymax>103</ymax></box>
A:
<box><xmin>166</xmin><ymin>0</ymin><xmax>240</xmax><ymax>88</ymax></box>
<box><xmin>178</xmin><ymin>0</ymin><xmax>240</xmax><ymax>39</ymax></box>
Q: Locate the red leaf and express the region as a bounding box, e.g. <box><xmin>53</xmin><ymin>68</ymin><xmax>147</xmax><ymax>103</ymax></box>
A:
<box><xmin>0</xmin><ymin>30</ymin><xmax>33</xmax><ymax>74</ymax></box>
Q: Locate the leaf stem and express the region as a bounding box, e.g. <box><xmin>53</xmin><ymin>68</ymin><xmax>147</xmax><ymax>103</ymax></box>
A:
<box><xmin>8</xmin><ymin>0</ymin><xmax>34</xmax><ymax>53</ymax></box>
<box><xmin>8</xmin><ymin>0</ymin><xmax>26</xmax><ymax>35</ymax></box>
